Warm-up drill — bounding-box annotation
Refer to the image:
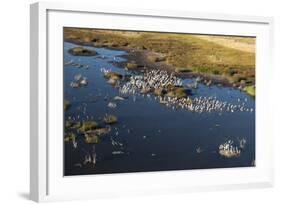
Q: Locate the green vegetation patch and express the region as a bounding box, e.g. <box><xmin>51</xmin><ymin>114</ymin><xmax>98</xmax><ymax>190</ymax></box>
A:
<box><xmin>64</xmin><ymin>100</ymin><xmax>71</xmax><ymax>111</ymax></box>
<box><xmin>126</xmin><ymin>61</ymin><xmax>138</xmax><ymax>70</ymax></box>
<box><xmin>91</xmin><ymin>127</ymin><xmax>111</xmax><ymax>136</ymax></box>
<box><xmin>166</xmin><ymin>87</ymin><xmax>187</xmax><ymax>99</ymax></box>
<box><xmin>154</xmin><ymin>88</ymin><xmax>165</xmax><ymax>96</ymax></box>
<box><xmin>147</xmin><ymin>55</ymin><xmax>166</xmax><ymax>63</ymax></box>
<box><xmin>79</xmin><ymin>121</ymin><xmax>98</xmax><ymax>132</ymax></box>
<box><xmin>64</xmin><ymin>133</ymin><xmax>76</xmax><ymax>142</ymax></box>
<box><xmin>68</xmin><ymin>47</ymin><xmax>97</xmax><ymax>56</ymax></box>
<box><xmin>104</xmin><ymin>71</ymin><xmax>122</xmax><ymax>80</ymax></box>
<box><xmin>244</xmin><ymin>85</ymin><xmax>255</xmax><ymax>97</ymax></box>
<box><xmin>104</xmin><ymin>114</ymin><xmax>118</xmax><ymax>124</ymax></box>
<box><xmin>65</xmin><ymin>120</ymin><xmax>81</xmax><ymax>129</ymax></box>
<box><xmin>84</xmin><ymin>134</ymin><xmax>99</xmax><ymax>144</ymax></box>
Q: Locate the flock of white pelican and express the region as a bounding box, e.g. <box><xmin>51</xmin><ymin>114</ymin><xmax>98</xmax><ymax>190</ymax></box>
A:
<box><xmin>65</xmin><ymin>57</ymin><xmax>254</xmax><ymax>168</ymax></box>
<box><xmin>111</xmin><ymin>69</ymin><xmax>254</xmax><ymax>113</ymax></box>
<box><xmin>70</xmin><ymin>73</ymin><xmax>88</xmax><ymax>88</ymax></box>
<box><xmin>219</xmin><ymin>140</ymin><xmax>245</xmax><ymax>158</ymax></box>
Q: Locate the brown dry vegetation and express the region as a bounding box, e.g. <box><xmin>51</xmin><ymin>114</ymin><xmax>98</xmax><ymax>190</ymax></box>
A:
<box><xmin>194</xmin><ymin>35</ymin><xmax>255</xmax><ymax>53</ymax></box>
<box><xmin>64</xmin><ymin>28</ymin><xmax>255</xmax><ymax>85</ymax></box>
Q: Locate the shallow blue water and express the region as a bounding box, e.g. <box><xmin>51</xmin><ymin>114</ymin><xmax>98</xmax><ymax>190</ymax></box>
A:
<box><xmin>64</xmin><ymin>42</ymin><xmax>255</xmax><ymax>176</ymax></box>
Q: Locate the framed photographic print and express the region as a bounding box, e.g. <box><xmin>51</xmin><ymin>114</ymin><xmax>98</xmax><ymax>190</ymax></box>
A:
<box><xmin>30</xmin><ymin>2</ymin><xmax>274</xmax><ymax>202</ymax></box>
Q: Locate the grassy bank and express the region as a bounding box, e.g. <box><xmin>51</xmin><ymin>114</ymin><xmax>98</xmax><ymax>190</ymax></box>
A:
<box><xmin>64</xmin><ymin>28</ymin><xmax>255</xmax><ymax>87</ymax></box>
<box><xmin>244</xmin><ymin>85</ymin><xmax>255</xmax><ymax>97</ymax></box>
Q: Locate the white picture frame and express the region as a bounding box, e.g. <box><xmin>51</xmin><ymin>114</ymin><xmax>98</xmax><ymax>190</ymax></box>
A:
<box><xmin>30</xmin><ymin>2</ymin><xmax>274</xmax><ymax>202</ymax></box>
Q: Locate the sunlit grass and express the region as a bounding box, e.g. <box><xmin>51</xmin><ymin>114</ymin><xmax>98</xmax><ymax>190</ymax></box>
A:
<box><xmin>64</xmin><ymin>28</ymin><xmax>255</xmax><ymax>85</ymax></box>
<box><xmin>244</xmin><ymin>85</ymin><xmax>255</xmax><ymax>97</ymax></box>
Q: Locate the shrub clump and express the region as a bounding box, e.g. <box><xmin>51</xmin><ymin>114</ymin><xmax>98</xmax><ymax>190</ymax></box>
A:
<box><xmin>79</xmin><ymin>121</ymin><xmax>98</xmax><ymax>132</ymax></box>
<box><xmin>65</xmin><ymin>120</ymin><xmax>81</xmax><ymax>129</ymax></box>
<box><xmin>244</xmin><ymin>85</ymin><xmax>255</xmax><ymax>97</ymax></box>
<box><xmin>64</xmin><ymin>100</ymin><xmax>71</xmax><ymax>111</ymax></box>
<box><xmin>147</xmin><ymin>55</ymin><xmax>166</xmax><ymax>63</ymax></box>
<box><xmin>154</xmin><ymin>88</ymin><xmax>165</xmax><ymax>96</ymax></box>
<box><xmin>166</xmin><ymin>87</ymin><xmax>187</xmax><ymax>99</ymax></box>
<box><xmin>64</xmin><ymin>133</ymin><xmax>76</xmax><ymax>142</ymax></box>
<box><xmin>126</xmin><ymin>61</ymin><xmax>138</xmax><ymax>70</ymax></box>
<box><xmin>104</xmin><ymin>71</ymin><xmax>122</xmax><ymax>80</ymax></box>
<box><xmin>84</xmin><ymin>133</ymin><xmax>99</xmax><ymax>144</ymax></box>
<box><xmin>68</xmin><ymin>47</ymin><xmax>97</xmax><ymax>56</ymax></box>
<box><xmin>104</xmin><ymin>114</ymin><xmax>118</xmax><ymax>124</ymax></box>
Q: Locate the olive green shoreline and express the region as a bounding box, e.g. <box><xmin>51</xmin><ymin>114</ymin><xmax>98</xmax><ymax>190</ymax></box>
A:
<box><xmin>64</xmin><ymin>28</ymin><xmax>256</xmax><ymax>96</ymax></box>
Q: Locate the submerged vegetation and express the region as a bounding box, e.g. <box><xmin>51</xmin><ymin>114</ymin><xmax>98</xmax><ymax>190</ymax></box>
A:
<box><xmin>64</xmin><ymin>100</ymin><xmax>71</xmax><ymax>111</ymax></box>
<box><xmin>64</xmin><ymin>28</ymin><xmax>255</xmax><ymax>87</ymax></box>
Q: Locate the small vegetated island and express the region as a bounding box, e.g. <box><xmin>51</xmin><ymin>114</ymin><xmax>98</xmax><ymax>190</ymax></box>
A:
<box><xmin>63</xmin><ymin>28</ymin><xmax>256</xmax><ymax>175</ymax></box>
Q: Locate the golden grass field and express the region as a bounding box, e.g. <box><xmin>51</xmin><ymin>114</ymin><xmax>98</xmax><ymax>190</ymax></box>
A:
<box><xmin>194</xmin><ymin>35</ymin><xmax>255</xmax><ymax>53</ymax></box>
<box><xmin>64</xmin><ymin>28</ymin><xmax>256</xmax><ymax>87</ymax></box>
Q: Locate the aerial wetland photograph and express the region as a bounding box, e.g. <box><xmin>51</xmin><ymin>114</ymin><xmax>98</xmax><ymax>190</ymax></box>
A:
<box><xmin>63</xmin><ymin>28</ymin><xmax>255</xmax><ymax>176</ymax></box>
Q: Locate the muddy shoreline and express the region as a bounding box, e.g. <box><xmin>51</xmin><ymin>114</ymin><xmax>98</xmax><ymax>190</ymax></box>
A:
<box><xmin>65</xmin><ymin>38</ymin><xmax>243</xmax><ymax>88</ymax></box>
<box><xmin>114</xmin><ymin>48</ymin><xmax>233</xmax><ymax>88</ymax></box>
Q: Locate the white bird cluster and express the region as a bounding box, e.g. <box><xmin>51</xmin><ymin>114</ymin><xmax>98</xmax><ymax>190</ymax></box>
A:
<box><xmin>100</xmin><ymin>67</ymin><xmax>110</xmax><ymax>75</ymax></box>
<box><xmin>70</xmin><ymin>73</ymin><xmax>88</xmax><ymax>88</ymax></box>
<box><xmin>119</xmin><ymin>69</ymin><xmax>182</xmax><ymax>94</ymax></box>
<box><xmin>108</xmin><ymin>102</ymin><xmax>117</xmax><ymax>108</ymax></box>
<box><xmin>117</xmin><ymin>69</ymin><xmax>254</xmax><ymax>113</ymax></box>
<box><xmin>83</xmin><ymin>146</ymin><xmax>97</xmax><ymax>167</ymax></box>
<box><xmin>219</xmin><ymin>140</ymin><xmax>241</xmax><ymax>158</ymax></box>
<box><xmin>157</xmin><ymin>95</ymin><xmax>252</xmax><ymax>113</ymax></box>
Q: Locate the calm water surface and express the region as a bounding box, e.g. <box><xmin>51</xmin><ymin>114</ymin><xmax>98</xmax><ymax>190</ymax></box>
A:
<box><xmin>64</xmin><ymin>42</ymin><xmax>255</xmax><ymax>176</ymax></box>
